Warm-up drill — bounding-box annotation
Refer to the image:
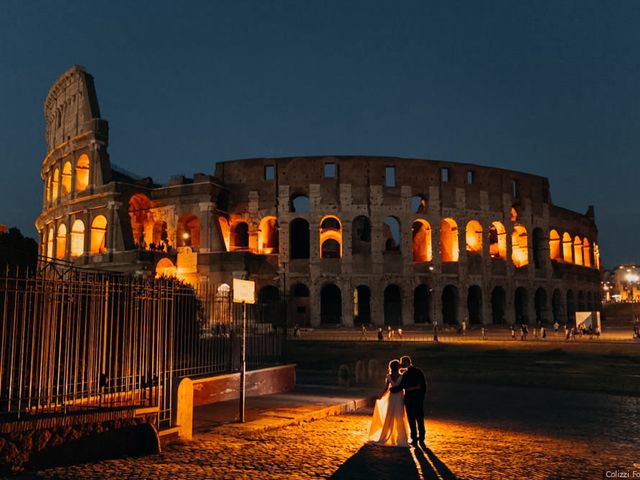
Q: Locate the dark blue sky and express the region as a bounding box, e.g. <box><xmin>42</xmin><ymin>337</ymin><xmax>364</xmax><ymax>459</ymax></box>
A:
<box><xmin>1</xmin><ymin>0</ymin><xmax>638</xmax><ymax>267</ymax></box>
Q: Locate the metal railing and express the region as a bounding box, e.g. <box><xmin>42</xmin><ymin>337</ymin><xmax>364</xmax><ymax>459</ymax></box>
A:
<box><xmin>0</xmin><ymin>264</ymin><xmax>284</xmax><ymax>426</ymax></box>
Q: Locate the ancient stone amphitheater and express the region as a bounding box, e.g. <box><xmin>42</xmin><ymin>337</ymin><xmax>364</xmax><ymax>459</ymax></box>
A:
<box><xmin>37</xmin><ymin>66</ymin><xmax>601</xmax><ymax>327</ymax></box>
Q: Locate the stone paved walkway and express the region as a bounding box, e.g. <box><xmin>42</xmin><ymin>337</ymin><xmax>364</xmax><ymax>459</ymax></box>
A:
<box><xmin>20</xmin><ymin>409</ymin><xmax>638</xmax><ymax>480</ymax></box>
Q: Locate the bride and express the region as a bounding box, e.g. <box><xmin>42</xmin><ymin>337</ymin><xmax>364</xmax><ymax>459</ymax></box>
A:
<box><xmin>368</xmin><ymin>359</ymin><xmax>410</xmax><ymax>447</ymax></box>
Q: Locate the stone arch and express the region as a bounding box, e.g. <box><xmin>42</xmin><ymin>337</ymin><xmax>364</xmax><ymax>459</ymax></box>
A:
<box><xmin>413</xmin><ymin>285</ymin><xmax>431</xmax><ymax>324</ymax></box>
<box><xmin>549</xmin><ymin>229</ymin><xmax>561</xmax><ymax>261</ymax></box>
<box><xmin>534</xmin><ymin>287</ymin><xmax>548</xmax><ymax>323</ymax></box>
<box><xmin>512</xmin><ymin>225</ymin><xmax>529</xmax><ymax>267</ymax></box>
<box><xmin>491</xmin><ymin>287</ymin><xmax>506</xmax><ymax>325</ymax></box>
<box><xmin>354</xmin><ymin>285</ymin><xmax>371</xmax><ymax>325</ymax></box>
<box><xmin>155</xmin><ymin>258</ymin><xmax>176</xmax><ymax>278</ymax></box>
<box><xmin>231</xmin><ymin>221</ymin><xmax>249</xmax><ymax>250</ymax></box>
<box><xmin>46</xmin><ymin>226</ymin><xmax>54</xmax><ymax>259</ymax></box>
<box><xmin>55</xmin><ymin>223</ymin><xmax>67</xmax><ymax>259</ymax></box>
<box><xmin>352</xmin><ymin>215</ymin><xmax>371</xmax><ymax>254</ymax></box>
<box><xmin>90</xmin><ymin>215</ymin><xmax>108</xmax><ymax>255</ymax></box>
<box><xmin>290</xmin><ymin>218</ymin><xmax>310</xmax><ymax>259</ymax></box>
<box><xmin>552</xmin><ymin>289</ymin><xmax>563</xmax><ymax>324</ymax></box>
<box><xmin>128</xmin><ymin>193</ymin><xmax>155</xmax><ymax>247</ymax></box>
<box><xmin>562</xmin><ymin>232</ymin><xmax>573</xmax><ymax>263</ymax></box>
<box><xmin>258</xmin><ymin>216</ymin><xmax>279</xmax><ymax>254</ymax></box>
<box><xmin>75</xmin><ymin>154</ymin><xmax>90</xmax><ymax>193</ymax></box>
<box><xmin>384</xmin><ymin>284</ymin><xmax>402</xmax><ymax>326</ymax></box>
<box><xmin>178</xmin><ymin>214</ymin><xmax>201</xmax><ymax>248</ymax></box>
<box><xmin>532</xmin><ymin>228</ymin><xmax>545</xmax><ymax>269</ymax></box>
<box><xmin>410</xmin><ymin>195</ymin><xmax>427</xmax><ymax>214</ymax></box>
<box><xmin>566</xmin><ymin>290</ymin><xmax>576</xmax><ymax>324</ymax></box>
<box><xmin>290</xmin><ymin>283</ymin><xmax>310</xmax><ymax>327</ymax></box>
<box><xmin>465</xmin><ymin>220</ymin><xmax>483</xmax><ymax>256</ymax></box>
<box><xmin>383</xmin><ymin>217</ymin><xmax>401</xmax><ymax>252</ymax></box>
<box><xmin>320</xmin><ymin>215</ymin><xmax>342</xmax><ymax>258</ymax></box>
<box><xmin>489</xmin><ymin>221</ymin><xmax>507</xmax><ymax>260</ymax></box>
<box><xmin>440</xmin><ymin>218</ymin><xmax>459</xmax><ymax>262</ymax></box>
<box><xmin>582</xmin><ymin>238</ymin><xmax>592</xmax><ymax>268</ymax></box>
<box><xmin>577</xmin><ymin>290</ymin><xmax>586</xmax><ymax>311</ymax></box>
<box><xmin>70</xmin><ymin>219</ymin><xmax>85</xmax><ymax>257</ymax></box>
<box><xmin>51</xmin><ymin>167</ymin><xmax>60</xmax><ymax>202</ymax></box>
<box><xmin>412</xmin><ymin>220</ymin><xmax>432</xmax><ymax>262</ymax></box>
<box><xmin>515</xmin><ymin>287</ymin><xmax>528</xmax><ymax>324</ymax></box>
<box><xmin>467</xmin><ymin>285</ymin><xmax>482</xmax><ymax>325</ymax></box>
<box><xmin>61</xmin><ymin>161</ymin><xmax>72</xmax><ymax>197</ymax></box>
<box><xmin>320</xmin><ymin>284</ymin><xmax>342</xmax><ymax>324</ymax></box>
<box><xmin>291</xmin><ymin>194</ymin><xmax>310</xmax><ymax>213</ymax></box>
<box><xmin>442</xmin><ymin>285</ymin><xmax>458</xmax><ymax>324</ymax></box>
<box><xmin>573</xmin><ymin>237</ymin><xmax>583</xmax><ymax>266</ymax></box>
<box><xmin>259</xmin><ymin>285</ymin><xmax>280</xmax><ymax>304</ymax></box>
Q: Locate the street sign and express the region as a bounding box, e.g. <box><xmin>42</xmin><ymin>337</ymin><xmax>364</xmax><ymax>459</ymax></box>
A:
<box><xmin>233</xmin><ymin>278</ymin><xmax>255</xmax><ymax>304</ymax></box>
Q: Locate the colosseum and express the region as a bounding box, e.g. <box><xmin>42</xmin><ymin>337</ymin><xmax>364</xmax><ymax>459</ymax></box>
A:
<box><xmin>36</xmin><ymin>66</ymin><xmax>601</xmax><ymax>328</ymax></box>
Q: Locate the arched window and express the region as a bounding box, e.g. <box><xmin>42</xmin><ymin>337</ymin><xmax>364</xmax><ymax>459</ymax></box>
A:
<box><xmin>549</xmin><ymin>229</ymin><xmax>561</xmax><ymax>261</ymax></box>
<box><xmin>440</xmin><ymin>218</ymin><xmax>459</xmax><ymax>262</ymax></box>
<box><xmin>230</xmin><ymin>221</ymin><xmax>249</xmax><ymax>250</ymax></box>
<box><xmin>70</xmin><ymin>219</ymin><xmax>85</xmax><ymax>257</ymax></box>
<box><xmin>582</xmin><ymin>238</ymin><xmax>591</xmax><ymax>268</ymax></box>
<box><xmin>412</xmin><ymin>220</ymin><xmax>432</xmax><ymax>262</ymax></box>
<box><xmin>573</xmin><ymin>237</ymin><xmax>583</xmax><ymax>266</ymax></box>
<box><xmin>352</xmin><ymin>215</ymin><xmax>371</xmax><ymax>254</ymax></box>
<box><xmin>488</xmin><ymin>221</ymin><xmax>507</xmax><ymax>260</ymax></box>
<box><xmin>46</xmin><ymin>226</ymin><xmax>54</xmax><ymax>259</ymax></box>
<box><xmin>465</xmin><ymin>220</ymin><xmax>482</xmax><ymax>255</ymax></box>
<box><xmin>511</xmin><ymin>224</ymin><xmax>528</xmax><ymax>267</ymax></box>
<box><xmin>290</xmin><ymin>218</ymin><xmax>310</xmax><ymax>259</ymax></box>
<box><xmin>410</xmin><ymin>195</ymin><xmax>427</xmax><ymax>213</ymax></box>
<box><xmin>51</xmin><ymin>168</ymin><xmax>60</xmax><ymax>202</ymax></box>
<box><xmin>45</xmin><ymin>176</ymin><xmax>52</xmax><ymax>204</ymax></box>
<box><xmin>90</xmin><ymin>215</ymin><xmax>108</xmax><ymax>254</ymax></box>
<box><xmin>61</xmin><ymin>161</ymin><xmax>72</xmax><ymax>197</ymax></box>
<box><xmin>177</xmin><ymin>214</ymin><xmax>200</xmax><ymax>248</ymax></box>
<box><xmin>291</xmin><ymin>194</ymin><xmax>310</xmax><ymax>213</ymax></box>
<box><xmin>353</xmin><ymin>285</ymin><xmax>371</xmax><ymax>325</ymax></box>
<box><xmin>532</xmin><ymin>228</ymin><xmax>545</xmax><ymax>268</ymax></box>
<box><xmin>384</xmin><ymin>284</ymin><xmax>402</xmax><ymax>326</ymax></box>
<box><xmin>259</xmin><ymin>216</ymin><xmax>279</xmax><ymax>254</ymax></box>
<box><xmin>562</xmin><ymin>232</ymin><xmax>573</xmax><ymax>263</ymax></box>
<box><xmin>218</xmin><ymin>217</ymin><xmax>231</xmax><ymax>251</ymax></box>
<box><xmin>155</xmin><ymin>258</ymin><xmax>176</xmax><ymax>278</ymax></box>
<box><xmin>383</xmin><ymin>217</ymin><xmax>401</xmax><ymax>252</ymax></box>
<box><xmin>75</xmin><ymin>154</ymin><xmax>90</xmax><ymax>193</ymax></box>
<box><xmin>321</xmin><ymin>284</ymin><xmax>342</xmax><ymax>324</ymax></box>
<box><xmin>55</xmin><ymin>223</ymin><xmax>67</xmax><ymax>259</ymax></box>
<box><xmin>320</xmin><ymin>215</ymin><xmax>342</xmax><ymax>258</ymax></box>
<box><xmin>129</xmin><ymin>194</ymin><xmax>155</xmax><ymax>248</ymax></box>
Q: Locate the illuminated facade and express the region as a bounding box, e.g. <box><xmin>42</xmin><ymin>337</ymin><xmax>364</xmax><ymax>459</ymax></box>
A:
<box><xmin>36</xmin><ymin>66</ymin><xmax>601</xmax><ymax>327</ymax></box>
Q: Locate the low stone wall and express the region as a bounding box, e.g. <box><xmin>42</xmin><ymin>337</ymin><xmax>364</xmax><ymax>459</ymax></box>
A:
<box><xmin>0</xmin><ymin>407</ymin><xmax>159</xmax><ymax>475</ymax></box>
<box><xmin>192</xmin><ymin>364</ymin><xmax>296</xmax><ymax>406</ymax></box>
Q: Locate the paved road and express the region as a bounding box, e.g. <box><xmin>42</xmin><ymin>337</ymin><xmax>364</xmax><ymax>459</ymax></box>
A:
<box><xmin>24</xmin><ymin>383</ymin><xmax>640</xmax><ymax>480</ymax></box>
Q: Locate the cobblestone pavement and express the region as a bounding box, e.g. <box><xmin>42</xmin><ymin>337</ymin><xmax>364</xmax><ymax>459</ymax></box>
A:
<box><xmin>22</xmin><ymin>407</ymin><xmax>639</xmax><ymax>480</ymax></box>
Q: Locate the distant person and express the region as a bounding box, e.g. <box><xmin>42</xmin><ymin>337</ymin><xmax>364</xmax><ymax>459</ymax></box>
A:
<box><xmin>564</xmin><ymin>325</ymin><xmax>570</xmax><ymax>340</ymax></box>
<box><xmin>540</xmin><ymin>326</ymin><xmax>546</xmax><ymax>340</ymax></box>
<box><xmin>293</xmin><ymin>324</ymin><xmax>300</xmax><ymax>337</ymax></box>
<box><xmin>377</xmin><ymin>328</ymin><xmax>384</xmax><ymax>341</ymax></box>
<box><xmin>387</xmin><ymin>325</ymin><xmax>393</xmax><ymax>340</ymax></box>
<box><xmin>553</xmin><ymin>321</ymin><xmax>559</xmax><ymax>332</ymax></box>
<box><xmin>361</xmin><ymin>324</ymin><xmax>367</xmax><ymax>340</ymax></box>
<box><xmin>533</xmin><ymin>326</ymin><xmax>538</xmax><ymax>340</ymax></box>
<box><xmin>462</xmin><ymin>319</ymin><xmax>467</xmax><ymax>335</ymax></box>
<box><xmin>481</xmin><ymin>327</ymin><xmax>486</xmax><ymax>340</ymax></box>
<box><xmin>433</xmin><ymin>322</ymin><xmax>439</xmax><ymax>342</ymax></box>
<box><xmin>397</xmin><ymin>328</ymin><xmax>404</xmax><ymax>339</ymax></box>
<box><xmin>510</xmin><ymin>325</ymin><xmax>516</xmax><ymax>340</ymax></box>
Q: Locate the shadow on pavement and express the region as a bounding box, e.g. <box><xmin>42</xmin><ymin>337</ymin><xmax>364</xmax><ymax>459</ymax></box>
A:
<box><xmin>329</xmin><ymin>443</ymin><xmax>457</xmax><ymax>480</ymax></box>
<box><xmin>413</xmin><ymin>445</ymin><xmax>458</xmax><ymax>480</ymax></box>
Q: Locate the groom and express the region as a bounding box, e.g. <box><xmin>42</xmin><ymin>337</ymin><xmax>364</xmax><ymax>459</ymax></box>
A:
<box><xmin>390</xmin><ymin>355</ymin><xmax>427</xmax><ymax>446</ymax></box>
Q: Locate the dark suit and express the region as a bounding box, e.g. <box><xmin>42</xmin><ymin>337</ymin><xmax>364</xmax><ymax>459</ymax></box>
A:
<box><xmin>391</xmin><ymin>365</ymin><xmax>426</xmax><ymax>441</ymax></box>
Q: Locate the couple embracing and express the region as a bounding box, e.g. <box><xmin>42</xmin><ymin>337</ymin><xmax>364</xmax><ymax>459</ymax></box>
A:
<box><xmin>368</xmin><ymin>355</ymin><xmax>426</xmax><ymax>448</ymax></box>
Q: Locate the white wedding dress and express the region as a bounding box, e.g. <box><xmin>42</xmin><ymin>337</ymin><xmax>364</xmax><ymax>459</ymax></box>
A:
<box><xmin>368</xmin><ymin>373</ymin><xmax>410</xmax><ymax>447</ymax></box>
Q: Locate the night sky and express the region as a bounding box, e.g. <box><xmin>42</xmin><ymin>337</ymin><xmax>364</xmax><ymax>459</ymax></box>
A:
<box><xmin>1</xmin><ymin>0</ymin><xmax>638</xmax><ymax>267</ymax></box>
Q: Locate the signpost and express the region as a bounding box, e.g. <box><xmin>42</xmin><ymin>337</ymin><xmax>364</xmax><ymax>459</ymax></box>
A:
<box><xmin>233</xmin><ymin>278</ymin><xmax>255</xmax><ymax>423</ymax></box>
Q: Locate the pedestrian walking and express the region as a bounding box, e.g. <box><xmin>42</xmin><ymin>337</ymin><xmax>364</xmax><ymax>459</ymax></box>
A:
<box><xmin>481</xmin><ymin>327</ymin><xmax>486</xmax><ymax>340</ymax></box>
<box><xmin>540</xmin><ymin>326</ymin><xmax>546</xmax><ymax>339</ymax></box>
<box><xmin>377</xmin><ymin>328</ymin><xmax>384</xmax><ymax>341</ymax></box>
<box><xmin>462</xmin><ymin>319</ymin><xmax>467</xmax><ymax>335</ymax></box>
<box><xmin>510</xmin><ymin>325</ymin><xmax>516</xmax><ymax>340</ymax></box>
<box><xmin>553</xmin><ymin>321</ymin><xmax>559</xmax><ymax>332</ymax></box>
<box><xmin>433</xmin><ymin>321</ymin><xmax>439</xmax><ymax>342</ymax></box>
<box><xmin>533</xmin><ymin>327</ymin><xmax>538</xmax><ymax>340</ymax></box>
<box><xmin>397</xmin><ymin>328</ymin><xmax>404</xmax><ymax>338</ymax></box>
<box><xmin>387</xmin><ymin>325</ymin><xmax>393</xmax><ymax>340</ymax></box>
<box><xmin>361</xmin><ymin>323</ymin><xmax>367</xmax><ymax>340</ymax></box>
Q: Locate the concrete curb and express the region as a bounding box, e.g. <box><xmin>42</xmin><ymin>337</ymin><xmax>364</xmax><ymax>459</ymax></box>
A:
<box><xmin>209</xmin><ymin>395</ymin><xmax>374</xmax><ymax>436</ymax></box>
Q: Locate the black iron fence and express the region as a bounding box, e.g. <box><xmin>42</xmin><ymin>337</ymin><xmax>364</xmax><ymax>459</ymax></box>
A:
<box><xmin>0</xmin><ymin>263</ymin><xmax>284</xmax><ymax>426</ymax></box>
